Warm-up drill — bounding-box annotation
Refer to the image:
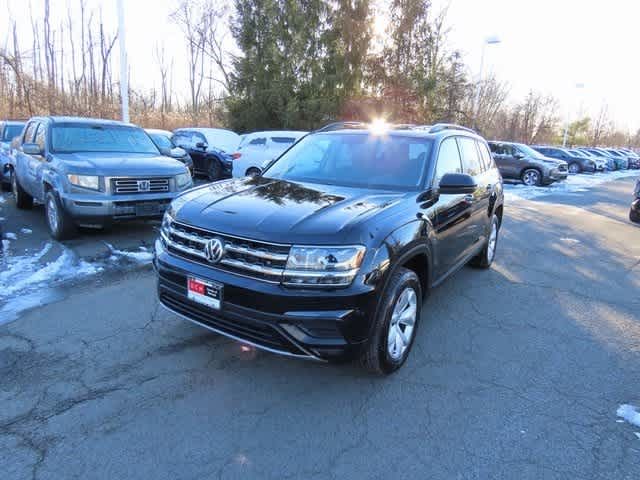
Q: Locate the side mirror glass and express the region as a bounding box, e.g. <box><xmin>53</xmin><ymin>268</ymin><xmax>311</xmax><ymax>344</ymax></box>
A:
<box><xmin>439</xmin><ymin>173</ymin><xmax>477</xmax><ymax>195</ymax></box>
<box><xmin>159</xmin><ymin>147</ymin><xmax>171</xmax><ymax>156</ymax></box>
<box><xmin>513</xmin><ymin>152</ymin><xmax>525</xmax><ymax>159</ymax></box>
<box><xmin>23</xmin><ymin>143</ymin><xmax>42</xmax><ymax>156</ymax></box>
<box><xmin>195</xmin><ymin>141</ymin><xmax>207</xmax><ymax>149</ymax></box>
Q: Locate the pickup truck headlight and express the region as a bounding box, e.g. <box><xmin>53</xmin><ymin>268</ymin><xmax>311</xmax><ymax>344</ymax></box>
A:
<box><xmin>283</xmin><ymin>245</ymin><xmax>366</xmax><ymax>287</ymax></box>
<box><xmin>67</xmin><ymin>174</ymin><xmax>100</xmax><ymax>190</ymax></box>
<box><xmin>175</xmin><ymin>172</ymin><xmax>192</xmax><ymax>190</ymax></box>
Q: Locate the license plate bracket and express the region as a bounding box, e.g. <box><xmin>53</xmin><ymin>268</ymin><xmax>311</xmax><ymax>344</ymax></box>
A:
<box><xmin>187</xmin><ymin>276</ymin><xmax>223</xmax><ymax>310</ymax></box>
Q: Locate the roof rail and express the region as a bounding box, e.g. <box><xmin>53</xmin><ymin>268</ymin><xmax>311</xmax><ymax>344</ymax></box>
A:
<box><xmin>427</xmin><ymin>123</ymin><xmax>476</xmax><ymax>134</ymax></box>
<box><xmin>314</xmin><ymin>121</ymin><xmax>368</xmax><ymax>133</ymax></box>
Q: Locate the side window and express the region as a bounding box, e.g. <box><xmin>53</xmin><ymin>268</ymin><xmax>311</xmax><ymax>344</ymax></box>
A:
<box><xmin>249</xmin><ymin>137</ymin><xmax>267</xmax><ymax>146</ymax></box>
<box><xmin>477</xmin><ymin>141</ymin><xmax>494</xmax><ymax>170</ymax></box>
<box><xmin>172</xmin><ymin>132</ymin><xmax>192</xmax><ymax>149</ymax></box>
<box><xmin>23</xmin><ymin>122</ymin><xmax>38</xmax><ymax>144</ymax></box>
<box><xmin>34</xmin><ymin>123</ymin><xmax>47</xmax><ymax>151</ymax></box>
<box><xmin>434</xmin><ymin>137</ymin><xmax>462</xmax><ymax>184</ymax></box>
<box><xmin>457</xmin><ymin>137</ymin><xmax>483</xmax><ymax>176</ymax></box>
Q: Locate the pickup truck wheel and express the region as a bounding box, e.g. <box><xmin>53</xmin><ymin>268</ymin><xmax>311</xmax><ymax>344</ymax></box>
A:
<box><xmin>568</xmin><ymin>162</ymin><xmax>581</xmax><ymax>174</ymax></box>
<box><xmin>521</xmin><ymin>169</ymin><xmax>541</xmax><ymax>186</ymax></box>
<box><xmin>360</xmin><ymin>267</ymin><xmax>422</xmax><ymax>375</ymax></box>
<box><xmin>470</xmin><ymin>214</ymin><xmax>500</xmax><ymax>268</ymax></box>
<box><xmin>45</xmin><ymin>191</ymin><xmax>77</xmax><ymax>240</ymax></box>
<box><xmin>207</xmin><ymin>159</ymin><xmax>222</xmax><ymax>182</ymax></box>
<box><xmin>12</xmin><ymin>169</ymin><xmax>34</xmax><ymax>210</ymax></box>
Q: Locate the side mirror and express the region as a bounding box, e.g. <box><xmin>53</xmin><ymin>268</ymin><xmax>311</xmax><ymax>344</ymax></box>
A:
<box><xmin>159</xmin><ymin>147</ymin><xmax>172</xmax><ymax>156</ymax></box>
<box><xmin>23</xmin><ymin>143</ymin><xmax>42</xmax><ymax>156</ymax></box>
<box><xmin>170</xmin><ymin>147</ymin><xmax>187</xmax><ymax>158</ymax></box>
<box><xmin>513</xmin><ymin>152</ymin><xmax>525</xmax><ymax>159</ymax></box>
<box><xmin>439</xmin><ymin>173</ymin><xmax>477</xmax><ymax>194</ymax></box>
<box><xmin>195</xmin><ymin>141</ymin><xmax>207</xmax><ymax>150</ymax></box>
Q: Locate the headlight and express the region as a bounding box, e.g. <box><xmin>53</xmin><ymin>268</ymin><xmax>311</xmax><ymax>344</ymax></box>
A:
<box><xmin>283</xmin><ymin>245</ymin><xmax>366</xmax><ymax>287</ymax></box>
<box><xmin>67</xmin><ymin>174</ymin><xmax>100</xmax><ymax>190</ymax></box>
<box><xmin>175</xmin><ymin>172</ymin><xmax>192</xmax><ymax>189</ymax></box>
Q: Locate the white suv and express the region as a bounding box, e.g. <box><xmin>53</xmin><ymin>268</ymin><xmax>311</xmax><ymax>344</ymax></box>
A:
<box><xmin>232</xmin><ymin>131</ymin><xmax>307</xmax><ymax>177</ymax></box>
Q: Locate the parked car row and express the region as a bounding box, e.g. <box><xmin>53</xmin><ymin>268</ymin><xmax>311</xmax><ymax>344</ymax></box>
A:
<box><xmin>487</xmin><ymin>140</ymin><xmax>639</xmax><ymax>186</ymax></box>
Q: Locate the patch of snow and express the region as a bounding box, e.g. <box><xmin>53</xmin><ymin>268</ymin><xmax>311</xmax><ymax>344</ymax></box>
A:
<box><xmin>617</xmin><ymin>404</ymin><xmax>640</xmax><ymax>428</ymax></box>
<box><xmin>635</xmin><ymin>432</ymin><xmax>640</xmax><ymax>440</ymax></box>
<box><xmin>559</xmin><ymin>237</ymin><xmax>581</xmax><ymax>244</ymax></box>
<box><xmin>505</xmin><ymin>171</ymin><xmax>640</xmax><ymax>203</ymax></box>
<box><xmin>5</xmin><ymin>232</ymin><xmax>17</xmax><ymax>240</ymax></box>
<box><xmin>20</xmin><ymin>228</ymin><xmax>32</xmax><ymax>234</ymax></box>
<box><xmin>106</xmin><ymin>243</ymin><xmax>153</xmax><ymax>264</ymax></box>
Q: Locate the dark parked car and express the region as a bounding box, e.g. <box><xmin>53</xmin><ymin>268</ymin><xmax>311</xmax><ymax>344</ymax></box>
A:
<box><xmin>579</xmin><ymin>148</ymin><xmax>617</xmax><ymax>170</ymax></box>
<box><xmin>531</xmin><ymin>145</ymin><xmax>597</xmax><ymax>174</ymax></box>
<box><xmin>601</xmin><ymin>148</ymin><xmax>629</xmax><ymax>169</ymax></box>
<box><xmin>171</xmin><ymin>128</ymin><xmax>239</xmax><ymax>181</ymax></box>
<box><xmin>566</xmin><ymin>149</ymin><xmax>608</xmax><ymax>171</ymax></box>
<box><xmin>608</xmin><ymin>148</ymin><xmax>639</xmax><ymax>169</ymax></box>
<box><xmin>146</xmin><ymin>128</ymin><xmax>194</xmax><ymax>174</ymax></box>
<box><xmin>154</xmin><ymin>122</ymin><xmax>504</xmax><ymax>374</ymax></box>
<box><xmin>630</xmin><ymin>179</ymin><xmax>640</xmax><ymax>223</ymax></box>
<box><xmin>0</xmin><ymin>120</ymin><xmax>25</xmax><ymax>187</ymax></box>
<box><xmin>488</xmin><ymin>141</ymin><xmax>568</xmax><ymax>186</ymax></box>
<box><xmin>11</xmin><ymin>116</ymin><xmax>193</xmax><ymax>239</ymax></box>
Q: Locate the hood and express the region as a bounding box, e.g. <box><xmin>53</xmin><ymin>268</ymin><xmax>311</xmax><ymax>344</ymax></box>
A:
<box><xmin>171</xmin><ymin>177</ymin><xmax>408</xmax><ymax>244</ymax></box>
<box><xmin>55</xmin><ymin>152</ymin><xmax>187</xmax><ymax>176</ymax></box>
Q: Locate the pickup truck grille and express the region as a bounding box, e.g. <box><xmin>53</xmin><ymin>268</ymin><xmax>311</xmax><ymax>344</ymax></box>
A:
<box><xmin>111</xmin><ymin>177</ymin><xmax>170</xmax><ymax>194</ymax></box>
<box><xmin>161</xmin><ymin>219</ymin><xmax>291</xmax><ymax>283</ymax></box>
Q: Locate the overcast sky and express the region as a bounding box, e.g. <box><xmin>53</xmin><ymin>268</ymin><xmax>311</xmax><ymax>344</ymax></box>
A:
<box><xmin>2</xmin><ymin>0</ymin><xmax>639</xmax><ymax>131</ymax></box>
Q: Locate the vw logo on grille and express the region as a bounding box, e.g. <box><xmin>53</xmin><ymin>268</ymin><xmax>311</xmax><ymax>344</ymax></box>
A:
<box><xmin>204</xmin><ymin>238</ymin><xmax>225</xmax><ymax>264</ymax></box>
<box><xmin>137</xmin><ymin>180</ymin><xmax>151</xmax><ymax>192</ymax></box>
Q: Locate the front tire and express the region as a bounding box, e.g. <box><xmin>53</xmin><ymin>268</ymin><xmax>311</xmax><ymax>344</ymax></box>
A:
<box><xmin>568</xmin><ymin>162</ymin><xmax>581</xmax><ymax>174</ymax></box>
<box><xmin>521</xmin><ymin>168</ymin><xmax>542</xmax><ymax>186</ymax></box>
<box><xmin>630</xmin><ymin>208</ymin><xmax>640</xmax><ymax>224</ymax></box>
<box><xmin>12</xmin><ymin>169</ymin><xmax>33</xmax><ymax>210</ymax></box>
<box><xmin>45</xmin><ymin>191</ymin><xmax>77</xmax><ymax>240</ymax></box>
<box><xmin>360</xmin><ymin>268</ymin><xmax>422</xmax><ymax>375</ymax></box>
<box><xmin>471</xmin><ymin>214</ymin><xmax>500</xmax><ymax>268</ymax></box>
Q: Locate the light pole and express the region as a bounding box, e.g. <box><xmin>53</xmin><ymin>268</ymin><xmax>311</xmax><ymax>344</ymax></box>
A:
<box><xmin>117</xmin><ymin>0</ymin><xmax>129</xmax><ymax>123</ymax></box>
<box><xmin>474</xmin><ymin>36</ymin><xmax>501</xmax><ymax>128</ymax></box>
<box><xmin>562</xmin><ymin>83</ymin><xmax>585</xmax><ymax>147</ymax></box>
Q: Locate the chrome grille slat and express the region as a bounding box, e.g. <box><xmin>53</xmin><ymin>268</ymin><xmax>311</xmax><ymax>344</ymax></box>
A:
<box><xmin>162</xmin><ymin>220</ymin><xmax>291</xmax><ymax>282</ymax></box>
<box><xmin>112</xmin><ymin>177</ymin><xmax>170</xmax><ymax>194</ymax></box>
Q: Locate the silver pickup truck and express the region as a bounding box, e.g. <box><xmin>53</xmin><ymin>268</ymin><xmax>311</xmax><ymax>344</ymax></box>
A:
<box><xmin>11</xmin><ymin>116</ymin><xmax>193</xmax><ymax>240</ymax></box>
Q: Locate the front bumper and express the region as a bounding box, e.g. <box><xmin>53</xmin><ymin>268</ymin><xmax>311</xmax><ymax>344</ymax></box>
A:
<box><xmin>60</xmin><ymin>191</ymin><xmax>179</xmax><ymax>226</ymax></box>
<box><xmin>544</xmin><ymin>170</ymin><xmax>568</xmax><ymax>183</ymax></box>
<box><xmin>154</xmin><ymin>238</ymin><xmax>376</xmax><ymax>362</ymax></box>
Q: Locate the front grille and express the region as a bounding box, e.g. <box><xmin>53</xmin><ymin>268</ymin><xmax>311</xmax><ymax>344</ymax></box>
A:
<box><xmin>558</xmin><ymin>164</ymin><xmax>568</xmax><ymax>172</ymax></box>
<box><xmin>161</xmin><ymin>219</ymin><xmax>291</xmax><ymax>283</ymax></box>
<box><xmin>111</xmin><ymin>177</ymin><xmax>170</xmax><ymax>194</ymax></box>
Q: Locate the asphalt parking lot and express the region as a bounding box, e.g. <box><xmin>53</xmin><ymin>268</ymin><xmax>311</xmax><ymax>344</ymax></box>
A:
<box><xmin>1</xmin><ymin>176</ymin><xmax>639</xmax><ymax>479</ymax></box>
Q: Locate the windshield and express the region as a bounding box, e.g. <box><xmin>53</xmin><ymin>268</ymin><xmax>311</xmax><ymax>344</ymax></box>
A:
<box><xmin>51</xmin><ymin>124</ymin><xmax>160</xmax><ymax>154</ymax></box>
<box><xmin>3</xmin><ymin>124</ymin><xmax>24</xmax><ymax>141</ymax></box>
<box><xmin>263</xmin><ymin>133</ymin><xmax>433</xmax><ymax>190</ymax></box>
<box><xmin>149</xmin><ymin>133</ymin><xmax>173</xmax><ymax>149</ymax></box>
<box><xmin>570</xmin><ymin>149</ymin><xmax>587</xmax><ymax>158</ymax></box>
<box><xmin>515</xmin><ymin>143</ymin><xmax>547</xmax><ymax>159</ymax></box>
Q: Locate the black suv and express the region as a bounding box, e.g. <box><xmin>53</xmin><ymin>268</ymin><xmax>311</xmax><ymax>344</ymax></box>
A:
<box><xmin>154</xmin><ymin>123</ymin><xmax>504</xmax><ymax>374</ymax></box>
<box><xmin>488</xmin><ymin>141</ymin><xmax>568</xmax><ymax>186</ymax></box>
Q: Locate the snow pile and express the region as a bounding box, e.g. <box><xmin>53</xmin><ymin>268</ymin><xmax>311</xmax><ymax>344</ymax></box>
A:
<box><xmin>20</xmin><ymin>228</ymin><xmax>32</xmax><ymax>234</ymax></box>
<box><xmin>617</xmin><ymin>404</ymin><xmax>640</xmax><ymax>428</ymax></box>
<box><xmin>505</xmin><ymin>170</ymin><xmax>640</xmax><ymax>202</ymax></box>
<box><xmin>0</xmin><ymin>244</ymin><xmax>101</xmax><ymax>300</ymax></box>
<box><xmin>106</xmin><ymin>243</ymin><xmax>153</xmax><ymax>264</ymax></box>
<box><xmin>4</xmin><ymin>232</ymin><xmax>17</xmax><ymax>240</ymax></box>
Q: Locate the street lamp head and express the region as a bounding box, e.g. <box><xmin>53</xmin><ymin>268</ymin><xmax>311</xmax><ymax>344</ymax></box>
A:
<box><xmin>485</xmin><ymin>35</ymin><xmax>502</xmax><ymax>45</ymax></box>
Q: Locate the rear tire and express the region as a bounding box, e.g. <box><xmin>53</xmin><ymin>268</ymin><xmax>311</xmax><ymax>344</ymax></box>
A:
<box><xmin>12</xmin><ymin>169</ymin><xmax>33</xmax><ymax>210</ymax></box>
<box><xmin>470</xmin><ymin>214</ymin><xmax>500</xmax><ymax>268</ymax></box>
<box><xmin>45</xmin><ymin>190</ymin><xmax>77</xmax><ymax>240</ymax></box>
<box><xmin>360</xmin><ymin>267</ymin><xmax>422</xmax><ymax>375</ymax></box>
<box><xmin>207</xmin><ymin>158</ymin><xmax>222</xmax><ymax>182</ymax></box>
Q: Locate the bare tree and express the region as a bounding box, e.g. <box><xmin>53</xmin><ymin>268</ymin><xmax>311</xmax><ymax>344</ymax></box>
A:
<box><xmin>591</xmin><ymin>103</ymin><xmax>610</xmax><ymax>146</ymax></box>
